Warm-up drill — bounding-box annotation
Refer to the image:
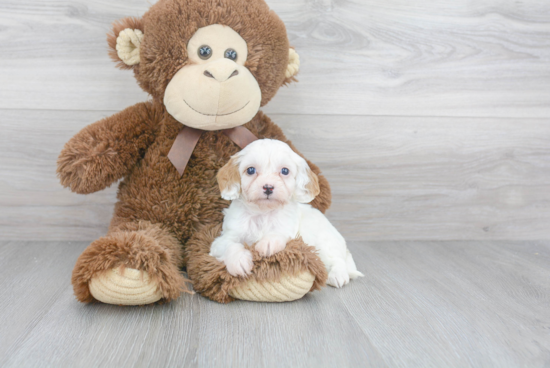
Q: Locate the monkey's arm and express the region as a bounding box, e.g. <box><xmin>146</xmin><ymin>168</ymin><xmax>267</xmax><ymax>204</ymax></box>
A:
<box><xmin>57</xmin><ymin>102</ymin><xmax>161</xmax><ymax>194</ymax></box>
<box><xmin>248</xmin><ymin>113</ymin><xmax>332</xmax><ymax>214</ymax></box>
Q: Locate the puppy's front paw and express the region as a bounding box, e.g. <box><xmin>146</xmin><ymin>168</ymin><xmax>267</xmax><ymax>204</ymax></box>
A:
<box><xmin>224</xmin><ymin>247</ymin><xmax>253</xmax><ymax>277</ymax></box>
<box><xmin>255</xmin><ymin>236</ymin><xmax>287</xmax><ymax>257</ymax></box>
<box><xmin>327</xmin><ymin>266</ymin><xmax>350</xmax><ymax>288</ymax></box>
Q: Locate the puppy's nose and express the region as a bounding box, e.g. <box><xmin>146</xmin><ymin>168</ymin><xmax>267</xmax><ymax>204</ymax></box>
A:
<box><xmin>263</xmin><ymin>185</ymin><xmax>274</xmax><ymax>195</ymax></box>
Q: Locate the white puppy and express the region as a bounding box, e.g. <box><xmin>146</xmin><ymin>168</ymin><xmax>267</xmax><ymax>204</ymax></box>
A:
<box><xmin>210</xmin><ymin>139</ymin><xmax>364</xmax><ymax>288</ymax></box>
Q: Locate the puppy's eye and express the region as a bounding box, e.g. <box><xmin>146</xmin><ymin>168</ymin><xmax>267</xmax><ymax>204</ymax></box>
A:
<box><xmin>247</xmin><ymin>167</ymin><xmax>256</xmax><ymax>175</ymax></box>
<box><xmin>281</xmin><ymin>168</ymin><xmax>289</xmax><ymax>175</ymax></box>
<box><xmin>198</xmin><ymin>45</ymin><xmax>212</xmax><ymax>60</ymax></box>
<box><xmin>224</xmin><ymin>48</ymin><xmax>237</xmax><ymax>61</ymax></box>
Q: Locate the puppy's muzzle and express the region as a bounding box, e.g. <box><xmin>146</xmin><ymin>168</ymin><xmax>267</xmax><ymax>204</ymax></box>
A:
<box><xmin>263</xmin><ymin>184</ymin><xmax>274</xmax><ymax>196</ymax></box>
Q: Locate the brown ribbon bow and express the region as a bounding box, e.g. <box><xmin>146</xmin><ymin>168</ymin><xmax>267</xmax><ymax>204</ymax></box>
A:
<box><xmin>167</xmin><ymin>126</ymin><xmax>258</xmax><ymax>177</ymax></box>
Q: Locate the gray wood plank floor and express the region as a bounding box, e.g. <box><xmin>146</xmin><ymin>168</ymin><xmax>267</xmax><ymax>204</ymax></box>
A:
<box><xmin>1</xmin><ymin>0</ymin><xmax>550</xmax><ymax>367</ymax></box>
<box><xmin>1</xmin><ymin>240</ymin><xmax>549</xmax><ymax>367</ymax></box>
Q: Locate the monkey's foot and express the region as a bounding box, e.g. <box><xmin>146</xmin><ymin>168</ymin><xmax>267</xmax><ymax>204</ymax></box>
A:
<box><xmin>229</xmin><ymin>271</ymin><xmax>315</xmax><ymax>302</ymax></box>
<box><xmin>89</xmin><ymin>268</ymin><xmax>163</xmax><ymax>306</ymax></box>
<box><xmin>72</xmin><ymin>221</ymin><xmax>189</xmax><ymax>305</ymax></box>
<box><xmin>185</xmin><ymin>224</ymin><xmax>327</xmax><ymax>303</ymax></box>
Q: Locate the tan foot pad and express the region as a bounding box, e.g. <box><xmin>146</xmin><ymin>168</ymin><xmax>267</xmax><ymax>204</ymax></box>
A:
<box><xmin>228</xmin><ymin>271</ymin><xmax>315</xmax><ymax>302</ymax></box>
<box><xmin>89</xmin><ymin>268</ymin><xmax>162</xmax><ymax>305</ymax></box>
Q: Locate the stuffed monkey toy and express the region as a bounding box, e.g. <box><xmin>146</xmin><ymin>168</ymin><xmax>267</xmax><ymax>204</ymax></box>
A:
<box><xmin>58</xmin><ymin>0</ymin><xmax>331</xmax><ymax>305</ymax></box>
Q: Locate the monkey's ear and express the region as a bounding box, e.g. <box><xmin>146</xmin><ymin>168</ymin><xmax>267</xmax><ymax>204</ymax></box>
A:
<box><xmin>217</xmin><ymin>157</ymin><xmax>242</xmax><ymax>201</ymax></box>
<box><xmin>107</xmin><ymin>17</ymin><xmax>144</xmax><ymax>70</ymax></box>
<box><xmin>284</xmin><ymin>48</ymin><xmax>300</xmax><ymax>84</ymax></box>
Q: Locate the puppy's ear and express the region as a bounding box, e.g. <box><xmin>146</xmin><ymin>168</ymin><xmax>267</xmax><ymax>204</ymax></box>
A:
<box><xmin>217</xmin><ymin>157</ymin><xmax>241</xmax><ymax>200</ymax></box>
<box><xmin>294</xmin><ymin>157</ymin><xmax>321</xmax><ymax>203</ymax></box>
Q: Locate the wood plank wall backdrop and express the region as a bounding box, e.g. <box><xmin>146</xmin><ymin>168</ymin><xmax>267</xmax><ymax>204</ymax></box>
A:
<box><xmin>0</xmin><ymin>0</ymin><xmax>549</xmax><ymax>241</ymax></box>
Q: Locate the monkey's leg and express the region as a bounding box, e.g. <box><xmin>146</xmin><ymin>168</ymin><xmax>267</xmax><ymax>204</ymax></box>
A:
<box><xmin>72</xmin><ymin>221</ymin><xmax>189</xmax><ymax>305</ymax></box>
<box><xmin>185</xmin><ymin>224</ymin><xmax>328</xmax><ymax>303</ymax></box>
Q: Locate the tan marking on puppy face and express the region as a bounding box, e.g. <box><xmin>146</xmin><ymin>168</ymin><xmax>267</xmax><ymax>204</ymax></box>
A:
<box><xmin>217</xmin><ymin>139</ymin><xmax>321</xmax><ymax>206</ymax></box>
<box><xmin>217</xmin><ymin>157</ymin><xmax>241</xmax><ymax>200</ymax></box>
<box><xmin>243</xmin><ymin>167</ymin><xmax>291</xmax><ymax>209</ymax></box>
<box><xmin>305</xmin><ymin>169</ymin><xmax>320</xmax><ymax>199</ymax></box>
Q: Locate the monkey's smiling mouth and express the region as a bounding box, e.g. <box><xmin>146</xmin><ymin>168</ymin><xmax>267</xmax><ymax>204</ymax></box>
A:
<box><xmin>184</xmin><ymin>100</ymin><xmax>250</xmax><ymax>117</ymax></box>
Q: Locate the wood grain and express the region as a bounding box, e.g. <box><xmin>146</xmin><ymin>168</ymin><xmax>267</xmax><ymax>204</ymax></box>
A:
<box><xmin>1</xmin><ymin>240</ymin><xmax>549</xmax><ymax>367</ymax></box>
<box><xmin>0</xmin><ymin>241</ymin><xmax>84</xmax><ymax>363</ymax></box>
<box><xmin>0</xmin><ymin>0</ymin><xmax>548</xmax><ymax>117</ymax></box>
<box><xmin>1</xmin><ymin>109</ymin><xmax>549</xmax><ymax>241</ymax></box>
<box><xmin>1</xmin><ymin>0</ymin><xmax>549</xmax><ymax>241</ymax></box>
<box><xmin>277</xmin><ymin>114</ymin><xmax>550</xmax><ymax>241</ymax></box>
<box><xmin>1</xmin><ymin>1</ymin><xmax>549</xmax><ymax>366</ymax></box>
<box><xmin>341</xmin><ymin>240</ymin><xmax>550</xmax><ymax>367</ymax></box>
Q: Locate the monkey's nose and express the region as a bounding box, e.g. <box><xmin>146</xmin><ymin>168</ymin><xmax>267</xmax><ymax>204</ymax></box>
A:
<box><xmin>263</xmin><ymin>185</ymin><xmax>274</xmax><ymax>195</ymax></box>
<box><xmin>203</xmin><ymin>69</ymin><xmax>239</xmax><ymax>82</ymax></box>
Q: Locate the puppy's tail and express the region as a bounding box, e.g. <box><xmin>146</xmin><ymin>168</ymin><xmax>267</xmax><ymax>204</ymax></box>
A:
<box><xmin>346</xmin><ymin>250</ymin><xmax>364</xmax><ymax>279</ymax></box>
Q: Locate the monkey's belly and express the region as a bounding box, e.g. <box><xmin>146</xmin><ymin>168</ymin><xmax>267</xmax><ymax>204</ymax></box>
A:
<box><xmin>112</xmin><ymin>155</ymin><xmax>227</xmax><ymax>242</ymax></box>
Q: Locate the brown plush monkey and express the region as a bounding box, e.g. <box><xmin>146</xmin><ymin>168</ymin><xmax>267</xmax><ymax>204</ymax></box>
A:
<box><xmin>58</xmin><ymin>0</ymin><xmax>331</xmax><ymax>305</ymax></box>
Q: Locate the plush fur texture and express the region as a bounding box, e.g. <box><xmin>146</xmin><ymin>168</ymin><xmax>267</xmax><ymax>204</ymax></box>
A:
<box><xmin>210</xmin><ymin>139</ymin><xmax>363</xmax><ymax>287</ymax></box>
<box><xmin>61</xmin><ymin>105</ymin><xmax>331</xmax><ymax>302</ymax></box>
<box><xmin>72</xmin><ymin>220</ymin><xmax>188</xmax><ymax>303</ymax></box>
<box><xmin>110</xmin><ymin>0</ymin><xmax>292</xmax><ymax>106</ymax></box>
<box><xmin>58</xmin><ymin>0</ymin><xmax>332</xmax><ymax>304</ymax></box>
<box><xmin>107</xmin><ymin>17</ymin><xmax>144</xmax><ymax>70</ymax></box>
<box><xmin>185</xmin><ymin>224</ymin><xmax>327</xmax><ymax>304</ymax></box>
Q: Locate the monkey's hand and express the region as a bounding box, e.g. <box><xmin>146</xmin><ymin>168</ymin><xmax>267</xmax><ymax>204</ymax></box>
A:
<box><xmin>57</xmin><ymin>102</ymin><xmax>159</xmax><ymax>194</ymax></box>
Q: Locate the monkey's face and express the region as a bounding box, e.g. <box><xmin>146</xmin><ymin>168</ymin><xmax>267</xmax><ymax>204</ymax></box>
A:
<box><xmin>164</xmin><ymin>25</ymin><xmax>262</xmax><ymax>131</ymax></box>
<box><xmin>107</xmin><ymin>0</ymin><xmax>300</xmax><ymax>130</ymax></box>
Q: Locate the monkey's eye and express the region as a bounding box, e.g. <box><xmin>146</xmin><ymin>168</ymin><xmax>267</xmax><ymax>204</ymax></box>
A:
<box><xmin>224</xmin><ymin>48</ymin><xmax>237</xmax><ymax>61</ymax></box>
<box><xmin>198</xmin><ymin>45</ymin><xmax>212</xmax><ymax>60</ymax></box>
<box><xmin>281</xmin><ymin>168</ymin><xmax>289</xmax><ymax>175</ymax></box>
<box><xmin>247</xmin><ymin>167</ymin><xmax>256</xmax><ymax>175</ymax></box>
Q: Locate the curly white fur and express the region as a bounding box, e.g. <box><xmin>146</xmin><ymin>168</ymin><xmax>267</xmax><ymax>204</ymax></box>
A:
<box><xmin>210</xmin><ymin>139</ymin><xmax>364</xmax><ymax>288</ymax></box>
